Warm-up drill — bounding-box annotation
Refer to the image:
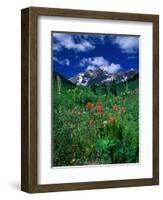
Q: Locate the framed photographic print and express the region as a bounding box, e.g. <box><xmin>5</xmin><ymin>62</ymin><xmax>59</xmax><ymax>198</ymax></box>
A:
<box><xmin>21</xmin><ymin>7</ymin><xmax>159</xmax><ymax>193</ymax></box>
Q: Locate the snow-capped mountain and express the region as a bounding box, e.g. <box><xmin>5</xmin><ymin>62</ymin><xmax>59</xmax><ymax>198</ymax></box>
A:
<box><xmin>69</xmin><ymin>67</ymin><xmax>138</xmax><ymax>86</ymax></box>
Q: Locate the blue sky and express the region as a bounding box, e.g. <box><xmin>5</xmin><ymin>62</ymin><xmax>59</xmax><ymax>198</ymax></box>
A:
<box><xmin>52</xmin><ymin>32</ymin><xmax>139</xmax><ymax>79</ymax></box>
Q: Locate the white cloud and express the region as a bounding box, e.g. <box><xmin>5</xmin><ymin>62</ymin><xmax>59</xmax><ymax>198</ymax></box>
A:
<box><xmin>80</xmin><ymin>57</ymin><xmax>108</xmax><ymax>67</ymax></box>
<box><xmin>80</xmin><ymin>56</ymin><xmax>121</xmax><ymax>74</ymax></box>
<box><xmin>112</xmin><ymin>36</ymin><xmax>139</xmax><ymax>53</ymax></box>
<box><xmin>101</xmin><ymin>63</ymin><xmax>121</xmax><ymax>74</ymax></box>
<box><xmin>90</xmin><ymin>57</ymin><xmax>108</xmax><ymax>66</ymax></box>
<box><xmin>53</xmin><ymin>33</ymin><xmax>95</xmax><ymax>52</ymax></box>
<box><xmin>87</xmin><ymin>65</ymin><xmax>96</xmax><ymax>71</ymax></box>
<box><xmin>53</xmin><ymin>57</ymin><xmax>70</xmax><ymax>66</ymax></box>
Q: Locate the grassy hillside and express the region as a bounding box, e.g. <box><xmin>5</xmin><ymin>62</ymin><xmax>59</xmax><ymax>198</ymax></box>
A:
<box><xmin>93</xmin><ymin>74</ymin><xmax>139</xmax><ymax>95</ymax></box>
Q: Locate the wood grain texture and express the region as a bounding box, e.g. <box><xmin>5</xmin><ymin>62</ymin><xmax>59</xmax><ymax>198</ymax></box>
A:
<box><xmin>27</xmin><ymin>6</ymin><xmax>157</xmax><ymax>21</ymax></box>
<box><xmin>21</xmin><ymin>7</ymin><xmax>159</xmax><ymax>193</ymax></box>
<box><xmin>152</xmin><ymin>15</ymin><xmax>159</xmax><ymax>185</ymax></box>
<box><xmin>21</xmin><ymin>8</ymin><xmax>38</xmax><ymax>193</ymax></box>
<box><xmin>21</xmin><ymin>8</ymin><xmax>30</xmax><ymax>192</ymax></box>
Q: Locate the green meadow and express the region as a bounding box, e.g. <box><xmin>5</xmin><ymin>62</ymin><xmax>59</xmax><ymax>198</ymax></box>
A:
<box><xmin>52</xmin><ymin>75</ymin><xmax>139</xmax><ymax>166</ymax></box>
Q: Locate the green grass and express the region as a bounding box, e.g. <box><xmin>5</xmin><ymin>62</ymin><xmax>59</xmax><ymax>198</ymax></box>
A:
<box><xmin>52</xmin><ymin>75</ymin><xmax>139</xmax><ymax>166</ymax></box>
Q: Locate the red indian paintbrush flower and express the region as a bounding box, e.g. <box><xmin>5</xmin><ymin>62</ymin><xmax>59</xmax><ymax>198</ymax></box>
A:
<box><xmin>113</xmin><ymin>104</ymin><xmax>118</xmax><ymax>111</ymax></box>
<box><xmin>86</xmin><ymin>102</ymin><xmax>94</xmax><ymax>111</ymax></box>
<box><xmin>97</xmin><ymin>105</ymin><xmax>102</xmax><ymax>113</ymax></box>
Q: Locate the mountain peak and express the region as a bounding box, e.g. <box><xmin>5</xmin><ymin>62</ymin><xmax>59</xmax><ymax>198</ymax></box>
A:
<box><xmin>69</xmin><ymin>67</ymin><xmax>138</xmax><ymax>86</ymax></box>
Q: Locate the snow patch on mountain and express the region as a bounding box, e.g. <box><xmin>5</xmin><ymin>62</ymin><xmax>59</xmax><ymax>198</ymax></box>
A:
<box><xmin>69</xmin><ymin>67</ymin><xmax>138</xmax><ymax>86</ymax></box>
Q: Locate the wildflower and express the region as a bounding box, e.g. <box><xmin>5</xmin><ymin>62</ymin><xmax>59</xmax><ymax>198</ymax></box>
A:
<box><xmin>103</xmin><ymin>121</ymin><xmax>107</xmax><ymax>126</ymax></box>
<box><xmin>86</xmin><ymin>102</ymin><xmax>94</xmax><ymax>111</ymax></box>
<box><xmin>113</xmin><ymin>104</ymin><xmax>118</xmax><ymax>111</ymax></box>
<box><xmin>121</xmin><ymin>106</ymin><xmax>125</xmax><ymax>113</ymax></box>
<box><xmin>70</xmin><ymin>158</ymin><xmax>76</xmax><ymax>164</ymax></box>
<box><xmin>57</xmin><ymin>75</ymin><xmax>61</xmax><ymax>95</ymax></box>
<box><xmin>103</xmin><ymin>120</ymin><xmax>107</xmax><ymax>125</ymax></box>
<box><xmin>108</xmin><ymin>117</ymin><xmax>116</xmax><ymax>125</ymax></box>
<box><xmin>97</xmin><ymin>105</ymin><xmax>102</xmax><ymax>113</ymax></box>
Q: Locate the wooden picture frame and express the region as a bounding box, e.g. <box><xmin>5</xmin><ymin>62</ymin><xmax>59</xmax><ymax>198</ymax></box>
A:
<box><xmin>21</xmin><ymin>7</ymin><xmax>159</xmax><ymax>193</ymax></box>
